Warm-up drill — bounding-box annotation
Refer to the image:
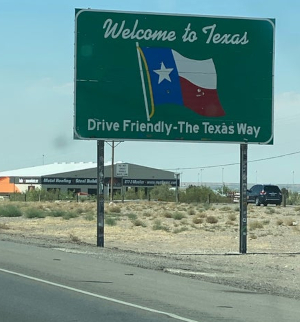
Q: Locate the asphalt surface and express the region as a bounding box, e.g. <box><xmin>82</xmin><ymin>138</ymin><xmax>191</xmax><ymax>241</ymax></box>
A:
<box><xmin>0</xmin><ymin>240</ymin><xmax>299</xmax><ymax>322</ymax></box>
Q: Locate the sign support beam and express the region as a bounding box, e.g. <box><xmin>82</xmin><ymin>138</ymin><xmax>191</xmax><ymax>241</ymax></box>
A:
<box><xmin>239</xmin><ymin>143</ymin><xmax>248</xmax><ymax>254</ymax></box>
<box><xmin>97</xmin><ymin>140</ymin><xmax>105</xmax><ymax>247</ymax></box>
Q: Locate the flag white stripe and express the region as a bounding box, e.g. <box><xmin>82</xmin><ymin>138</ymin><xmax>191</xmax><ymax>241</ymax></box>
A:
<box><xmin>172</xmin><ymin>50</ymin><xmax>217</xmax><ymax>90</ymax></box>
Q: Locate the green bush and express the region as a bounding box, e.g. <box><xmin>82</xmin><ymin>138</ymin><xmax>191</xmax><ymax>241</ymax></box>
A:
<box><xmin>25</xmin><ymin>208</ymin><xmax>46</xmax><ymax>219</ymax></box>
<box><xmin>179</xmin><ymin>186</ymin><xmax>231</xmax><ymax>204</ymax></box>
<box><xmin>152</xmin><ymin>219</ymin><xmax>170</xmax><ymax>232</ymax></box>
<box><xmin>286</xmin><ymin>191</ymin><xmax>300</xmax><ymax>205</ymax></box>
<box><xmin>62</xmin><ymin>212</ymin><xmax>79</xmax><ymax>220</ymax></box>
<box><xmin>172</xmin><ymin>212</ymin><xmax>186</xmax><ymax>220</ymax></box>
<box><xmin>48</xmin><ymin>210</ymin><xmax>66</xmax><ymax>217</ymax></box>
<box><xmin>105</xmin><ymin>217</ymin><xmax>117</xmax><ymax>226</ymax></box>
<box><xmin>127</xmin><ymin>213</ymin><xmax>138</xmax><ymax>221</ymax></box>
<box><xmin>0</xmin><ymin>205</ymin><xmax>23</xmax><ymax>217</ymax></box>
<box><xmin>84</xmin><ymin>213</ymin><xmax>95</xmax><ymax>221</ymax></box>
<box><xmin>150</xmin><ymin>184</ymin><xmax>175</xmax><ymax>202</ymax></box>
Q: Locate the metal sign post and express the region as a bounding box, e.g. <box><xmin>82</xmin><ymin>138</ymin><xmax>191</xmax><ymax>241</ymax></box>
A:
<box><xmin>97</xmin><ymin>140</ymin><xmax>105</xmax><ymax>247</ymax></box>
<box><xmin>239</xmin><ymin>143</ymin><xmax>248</xmax><ymax>254</ymax></box>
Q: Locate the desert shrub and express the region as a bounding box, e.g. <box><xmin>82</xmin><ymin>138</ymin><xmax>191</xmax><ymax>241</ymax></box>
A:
<box><xmin>152</xmin><ymin>219</ymin><xmax>170</xmax><ymax>232</ymax></box>
<box><xmin>285</xmin><ymin>218</ymin><xmax>296</xmax><ymax>226</ymax></box>
<box><xmin>173</xmin><ymin>227</ymin><xmax>188</xmax><ymax>234</ymax></box>
<box><xmin>172</xmin><ymin>212</ymin><xmax>186</xmax><ymax>220</ymax></box>
<box><xmin>48</xmin><ymin>209</ymin><xmax>65</xmax><ymax>217</ymax></box>
<box><xmin>143</xmin><ymin>211</ymin><xmax>152</xmax><ymax>217</ymax></box>
<box><xmin>127</xmin><ymin>213</ymin><xmax>138</xmax><ymax>221</ymax></box>
<box><xmin>219</xmin><ymin>206</ymin><xmax>231</xmax><ymax>211</ymax></box>
<box><xmin>25</xmin><ymin>208</ymin><xmax>46</xmax><ymax>218</ymax></box>
<box><xmin>249</xmin><ymin>220</ymin><xmax>264</xmax><ymax>230</ymax></box>
<box><xmin>187</xmin><ymin>208</ymin><xmax>196</xmax><ymax>216</ymax></box>
<box><xmin>202</xmin><ymin>203</ymin><xmax>211</xmax><ymax>210</ymax></box>
<box><xmin>0</xmin><ymin>204</ymin><xmax>23</xmax><ymax>217</ymax></box>
<box><xmin>163</xmin><ymin>211</ymin><xmax>173</xmax><ymax>218</ymax></box>
<box><xmin>192</xmin><ymin>216</ymin><xmax>203</xmax><ymax>224</ymax></box>
<box><xmin>198</xmin><ymin>212</ymin><xmax>207</xmax><ymax>218</ymax></box>
<box><xmin>249</xmin><ymin>234</ymin><xmax>258</xmax><ymax>239</ymax></box>
<box><xmin>69</xmin><ymin>234</ymin><xmax>80</xmax><ymax>242</ymax></box>
<box><xmin>107</xmin><ymin>205</ymin><xmax>121</xmax><ymax>213</ymax></box>
<box><xmin>206</xmin><ymin>215</ymin><xmax>218</xmax><ymax>224</ymax></box>
<box><xmin>105</xmin><ymin>217</ymin><xmax>117</xmax><ymax>226</ymax></box>
<box><xmin>75</xmin><ymin>207</ymin><xmax>85</xmax><ymax>215</ymax></box>
<box><xmin>228</xmin><ymin>213</ymin><xmax>237</xmax><ymax>221</ymax></box>
<box><xmin>84</xmin><ymin>213</ymin><xmax>95</xmax><ymax>221</ymax></box>
<box><xmin>276</xmin><ymin>219</ymin><xmax>284</xmax><ymax>226</ymax></box>
<box><xmin>265</xmin><ymin>207</ymin><xmax>275</xmax><ymax>214</ymax></box>
<box><xmin>133</xmin><ymin>219</ymin><xmax>147</xmax><ymax>227</ymax></box>
<box><xmin>62</xmin><ymin>212</ymin><xmax>79</xmax><ymax>220</ymax></box>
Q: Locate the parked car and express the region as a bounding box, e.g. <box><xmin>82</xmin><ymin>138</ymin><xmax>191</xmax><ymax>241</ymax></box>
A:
<box><xmin>247</xmin><ymin>184</ymin><xmax>282</xmax><ymax>206</ymax></box>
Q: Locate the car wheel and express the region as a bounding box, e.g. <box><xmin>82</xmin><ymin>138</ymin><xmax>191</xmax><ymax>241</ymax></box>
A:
<box><xmin>263</xmin><ymin>203</ymin><xmax>268</xmax><ymax>207</ymax></box>
<box><xmin>255</xmin><ymin>198</ymin><xmax>260</xmax><ymax>206</ymax></box>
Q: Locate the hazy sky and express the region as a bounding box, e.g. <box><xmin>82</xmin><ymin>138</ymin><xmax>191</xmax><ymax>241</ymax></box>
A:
<box><xmin>1</xmin><ymin>0</ymin><xmax>300</xmax><ymax>185</ymax></box>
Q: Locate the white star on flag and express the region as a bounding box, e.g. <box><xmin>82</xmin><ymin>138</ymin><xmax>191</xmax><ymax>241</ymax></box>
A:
<box><xmin>153</xmin><ymin>62</ymin><xmax>173</xmax><ymax>84</ymax></box>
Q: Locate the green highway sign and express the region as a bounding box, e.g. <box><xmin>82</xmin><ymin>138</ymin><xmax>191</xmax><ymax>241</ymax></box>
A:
<box><xmin>74</xmin><ymin>9</ymin><xmax>275</xmax><ymax>144</ymax></box>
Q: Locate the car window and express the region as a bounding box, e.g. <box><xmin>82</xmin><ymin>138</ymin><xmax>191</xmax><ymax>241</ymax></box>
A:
<box><xmin>254</xmin><ymin>185</ymin><xmax>261</xmax><ymax>193</ymax></box>
<box><xmin>264</xmin><ymin>185</ymin><xmax>280</xmax><ymax>192</ymax></box>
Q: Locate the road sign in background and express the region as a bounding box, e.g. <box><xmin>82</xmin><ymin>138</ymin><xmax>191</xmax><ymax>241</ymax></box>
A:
<box><xmin>116</xmin><ymin>163</ymin><xmax>129</xmax><ymax>177</ymax></box>
<box><xmin>74</xmin><ymin>9</ymin><xmax>275</xmax><ymax>144</ymax></box>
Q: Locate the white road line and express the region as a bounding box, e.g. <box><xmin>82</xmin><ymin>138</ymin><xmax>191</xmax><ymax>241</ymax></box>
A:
<box><xmin>0</xmin><ymin>268</ymin><xmax>199</xmax><ymax>322</ymax></box>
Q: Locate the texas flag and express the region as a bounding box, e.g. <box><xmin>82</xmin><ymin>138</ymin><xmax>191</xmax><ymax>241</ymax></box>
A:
<box><xmin>140</xmin><ymin>47</ymin><xmax>225</xmax><ymax>117</ymax></box>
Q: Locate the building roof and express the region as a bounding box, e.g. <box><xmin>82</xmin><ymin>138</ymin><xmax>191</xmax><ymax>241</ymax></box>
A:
<box><xmin>0</xmin><ymin>162</ymin><xmax>97</xmax><ymax>177</ymax></box>
<box><xmin>0</xmin><ymin>161</ymin><xmax>174</xmax><ymax>179</ymax></box>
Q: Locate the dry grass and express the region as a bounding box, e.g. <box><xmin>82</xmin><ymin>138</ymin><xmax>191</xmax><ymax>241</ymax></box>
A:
<box><xmin>1</xmin><ymin>200</ymin><xmax>300</xmax><ymax>253</ymax></box>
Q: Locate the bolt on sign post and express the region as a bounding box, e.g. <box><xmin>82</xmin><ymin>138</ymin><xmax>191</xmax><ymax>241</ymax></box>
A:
<box><xmin>74</xmin><ymin>9</ymin><xmax>275</xmax><ymax>249</ymax></box>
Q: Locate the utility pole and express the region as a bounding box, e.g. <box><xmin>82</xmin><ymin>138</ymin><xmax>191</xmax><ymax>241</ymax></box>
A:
<box><xmin>105</xmin><ymin>140</ymin><xmax>123</xmax><ymax>202</ymax></box>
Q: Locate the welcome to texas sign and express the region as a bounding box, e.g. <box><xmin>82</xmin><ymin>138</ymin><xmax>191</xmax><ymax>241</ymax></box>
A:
<box><xmin>74</xmin><ymin>9</ymin><xmax>275</xmax><ymax>144</ymax></box>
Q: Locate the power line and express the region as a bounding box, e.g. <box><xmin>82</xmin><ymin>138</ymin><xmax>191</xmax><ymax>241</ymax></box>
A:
<box><xmin>164</xmin><ymin>150</ymin><xmax>300</xmax><ymax>171</ymax></box>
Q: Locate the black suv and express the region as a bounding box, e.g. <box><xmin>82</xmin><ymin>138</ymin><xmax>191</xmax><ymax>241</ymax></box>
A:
<box><xmin>247</xmin><ymin>184</ymin><xmax>282</xmax><ymax>206</ymax></box>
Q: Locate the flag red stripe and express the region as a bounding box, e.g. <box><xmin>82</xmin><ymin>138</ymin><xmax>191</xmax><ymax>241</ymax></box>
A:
<box><xmin>179</xmin><ymin>77</ymin><xmax>225</xmax><ymax>117</ymax></box>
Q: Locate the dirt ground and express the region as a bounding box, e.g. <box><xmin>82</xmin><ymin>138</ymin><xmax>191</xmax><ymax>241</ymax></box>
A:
<box><xmin>0</xmin><ymin>201</ymin><xmax>299</xmax><ymax>299</ymax></box>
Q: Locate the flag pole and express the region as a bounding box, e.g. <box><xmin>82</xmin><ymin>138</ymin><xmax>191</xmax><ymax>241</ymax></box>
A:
<box><xmin>136</xmin><ymin>42</ymin><xmax>150</xmax><ymax>121</ymax></box>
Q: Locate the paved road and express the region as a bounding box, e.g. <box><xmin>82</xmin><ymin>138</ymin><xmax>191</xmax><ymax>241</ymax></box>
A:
<box><xmin>0</xmin><ymin>241</ymin><xmax>299</xmax><ymax>322</ymax></box>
